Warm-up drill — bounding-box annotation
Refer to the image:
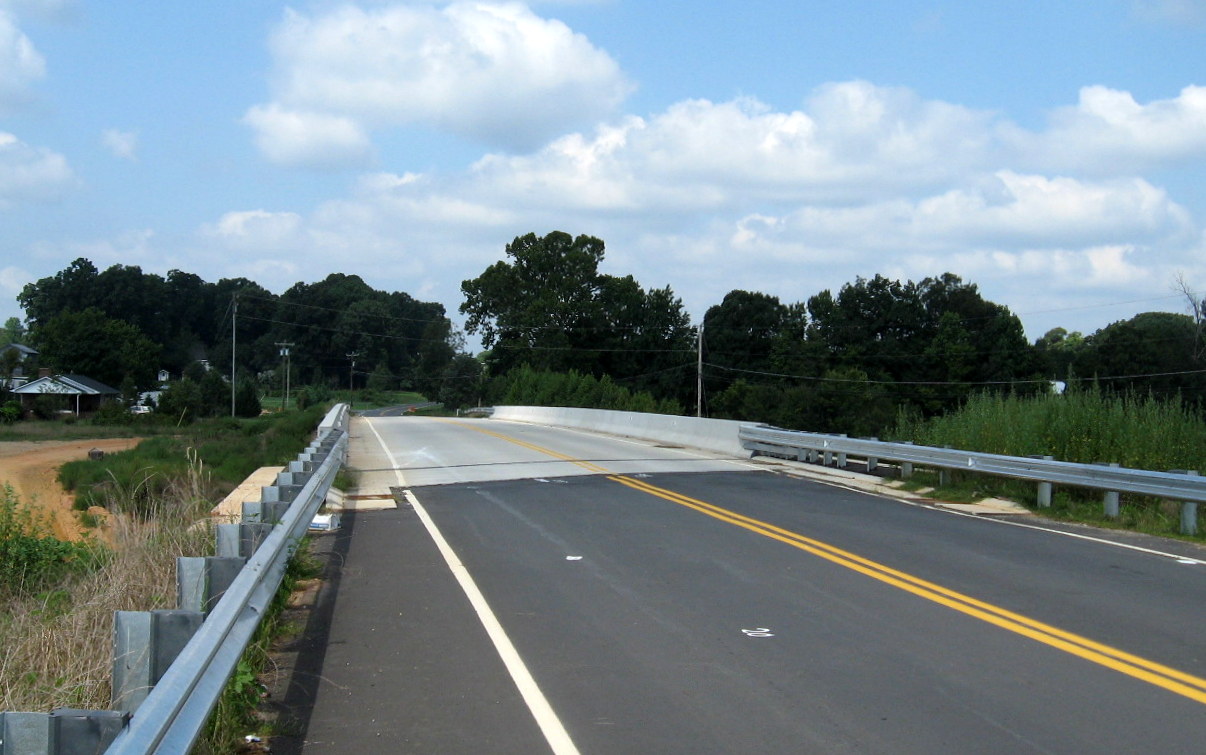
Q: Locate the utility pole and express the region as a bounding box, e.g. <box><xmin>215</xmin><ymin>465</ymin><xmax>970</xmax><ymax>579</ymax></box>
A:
<box><xmin>276</xmin><ymin>342</ymin><xmax>294</xmax><ymax>410</ymax></box>
<box><xmin>347</xmin><ymin>351</ymin><xmax>360</xmax><ymax>393</ymax></box>
<box><xmin>230</xmin><ymin>294</ymin><xmax>237</xmax><ymax>417</ymax></box>
<box><xmin>696</xmin><ymin>322</ymin><xmax>704</xmax><ymax>418</ymax></box>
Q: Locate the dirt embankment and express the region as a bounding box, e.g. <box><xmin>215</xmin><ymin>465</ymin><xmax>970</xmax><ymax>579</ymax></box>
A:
<box><xmin>0</xmin><ymin>439</ymin><xmax>141</xmax><ymax>540</ymax></box>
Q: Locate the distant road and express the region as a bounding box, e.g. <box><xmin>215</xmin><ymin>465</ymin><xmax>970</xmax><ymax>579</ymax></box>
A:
<box><xmin>355</xmin><ymin>402</ymin><xmax>439</xmax><ymax>417</ymax></box>
<box><xmin>298</xmin><ymin>416</ymin><xmax>1206</xmax><ymax>753</ymax></box>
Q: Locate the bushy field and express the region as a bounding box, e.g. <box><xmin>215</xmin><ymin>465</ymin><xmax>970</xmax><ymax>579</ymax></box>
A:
<box><xmin>0</xmin><ymin>477</ymin><xmax>212</xmax><ymax>711</ymax></box>
<box><xmin>892</xmin><ymin>389</ymin><xmax>1206</xmax><ymax>536</ymax></box>
<box><xmin>1</xmin><ymin>404</ymin><xmax>330</xmax><ymax>718</ymax></box>
<box><xmin>894</xmin><ymin>389</ymin><xmax>1206</xmax><ymax>473</ymax></box>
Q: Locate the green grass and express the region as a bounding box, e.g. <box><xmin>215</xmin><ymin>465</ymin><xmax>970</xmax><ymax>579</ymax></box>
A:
<box><xmin>197</xmin><ymin>538</ymin><xmax>324</xmax><ymax>753</ymax></box>
<box><xmin>57</xmin><ymin>405</ymin><xmax>331</xmax><ymax>515</ymax></box>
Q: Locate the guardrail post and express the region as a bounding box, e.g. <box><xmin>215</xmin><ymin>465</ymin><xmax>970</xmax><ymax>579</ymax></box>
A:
<box><xmin>939</xmin><ymin>447</ymin><xmax>952</xmax><ymax>487</ymax></box>
<box><xmin>864</xmin><ymin>438</ymin><xmax>878</xmax><ymax>473</ymax></box>
<box><xmin>216</xmin><ymin>522</ymin><xmax>276</xmax><ymax>558</ymax></box>
<box><xmin>1</xmin><ymin>711</ymin><xmax>50</xmax><ymax>754</ymax></box>
<box><xmin>836</xmin><ymin>435</ymin><xmax>847</xmax><ymax>468</ymax></box>
<box><xmin>1170</xmin><ymin>469</ymin><xmax>1200</xmax><ymax>535</ymax></box>
<box><xmin>50</xmin><ymin>709</ymin><xmax>129</xmax><ymax>754</ymax></box>
<box><xmin>112</xmin><ymin>610</ymin><xmax>204</xmax><ymax>712</ymax></box>
<box><xmin>177</xmin><ymin>556</ymin><xmax>246</xmax><ymax>614</ymax></box>
<box><xmin>1096</xmin><ymin>462</ymin><xmax>1121</xmax><ymax>518</ymax></box>
<box><xmin>900</xmin><ymin>442</ymin><xmax>914</xmax><ymax>480</ymax></box>
<box><xmin>1032</xmin><ymin>455</ymin><xmax>1054</xmax><ymax>507</ymax></box>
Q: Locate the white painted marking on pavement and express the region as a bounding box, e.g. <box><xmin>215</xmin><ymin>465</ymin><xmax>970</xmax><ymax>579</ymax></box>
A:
<box><xmin>365</xmin><ymin>418</ymin><xmax>581</xmax><ymax>755</ymax></box>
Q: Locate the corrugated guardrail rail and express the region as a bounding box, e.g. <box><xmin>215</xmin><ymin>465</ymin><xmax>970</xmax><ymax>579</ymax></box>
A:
<box><xmin>0</xmin><ymin>403</ymin><xmax>349</xmax><ymax>755</ymax></box>
<box><xmin>740</xmin><ymin>425</ymin><xmax>1206</xmax><ymax>533</ymax></box>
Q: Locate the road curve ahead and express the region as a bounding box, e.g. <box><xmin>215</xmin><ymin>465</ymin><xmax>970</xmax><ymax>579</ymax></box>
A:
<box><xmin>297</xmin><ymin>416</ymin><xmax>1206</xmax><ymax>753</ymax></box>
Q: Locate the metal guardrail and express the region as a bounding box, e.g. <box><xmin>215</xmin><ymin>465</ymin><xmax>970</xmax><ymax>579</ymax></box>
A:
<box><xmin>104</xmin><ymin>403</ymin><xmax>349</xmax><ymax>753</ymax></box>
<box><xmin>740</xmin><ymin>426</ymin><xmax>1205</xmax><ymax>533</ymax></box>
<box><xmin>0</xmin><ymin>403</ymin><xmax>350</xmax><ymax>754</ymax></box>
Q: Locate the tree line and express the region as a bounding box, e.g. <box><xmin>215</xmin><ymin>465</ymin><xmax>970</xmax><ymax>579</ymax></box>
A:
<box><xmin>6</xmin><ymin>232</ymin><xmax>1204</xmax><ymax>432</ymax></box>
<box><xmin>459</xmin><ymin>232</ymin><xmax>1206</xmax><ymax>434</ymax></box>
<box><xmin>8</xmin><ymin>258</ymin><xmax>478</xmax><ymax>416</ymax></box>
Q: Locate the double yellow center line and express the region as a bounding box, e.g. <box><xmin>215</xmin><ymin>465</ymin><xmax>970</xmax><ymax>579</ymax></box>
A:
<box><xmin>448</xmin><ymin>419</ymin><xmax>1206</xmax><ymax>705</ymax></box>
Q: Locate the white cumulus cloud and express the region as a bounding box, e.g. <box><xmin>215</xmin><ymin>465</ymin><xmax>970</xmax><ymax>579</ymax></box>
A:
<box><xmin>243</xmin><ymin>105</ymin><xmax>374</xmax><ymax>170</ymax></box>
<box><xmin>203</xmin><ymin>209</ymin><xmax>305</xmax><ymax>249</ymax></box>
<box><xmin>101</xmin><ymin>129</ymin><xmax>138</xmax><ymax>161</ymax></box>
<box><xmin>0</xmin><ymin>131</ymin><xmax>76</xmax><ymax>206</ymax></box>
<box><xmin>1009</xmin><ymin>85</ymin><xmax>1206</xmax><ymax>174</ymax></box>
<box><xmin>468</xmin><ymin>82</ymin><xmax>999</xmax><ymax>214</ymax></box>
<box><xmin>0</xmin><ymin>8</ymin><xmax>45</xmax><ymax>114</ymax></box>
<box><xmin>246</xmin><ymin>1</ymin><xmax>631</xmax><ymax>166</ymax></box>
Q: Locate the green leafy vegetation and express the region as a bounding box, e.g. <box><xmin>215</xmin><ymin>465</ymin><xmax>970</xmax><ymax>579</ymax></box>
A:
<box><xmin>0</xmin><ymin>485</ymin><xmax>107</xmax><ymax>599</ymax></box>
<box><xmin>58</xmin><ymin>405</ymin><xmax>330</xmax><ymax>515</ymax></box>
<box><xmin>199</xmin><ymin>538</ymin><xmax>324</xmax><ymax>754</ymax></box>
<box><xmin>893</xmin><ymin>388</ymin><xmax>1206</xmax><ymax>472</ymax></box>
<box><xmin>487</xmin><ymin>365</ymin><xmax>682</xmax><ymax>415</ymax></box>
<box><xmin>890</xmin><ymin>389</ymin><xmax>1206</xmax><ymax>538</ymax></box>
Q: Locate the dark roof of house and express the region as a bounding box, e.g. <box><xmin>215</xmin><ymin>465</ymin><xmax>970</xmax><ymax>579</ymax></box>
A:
<box><xmin>2</xmin><ymin>343</ymin><xmax>37</xmax><ymax>357</ymax></box>
<box><xmin>13</xmin><ymin>374</ymin><xmax>120</xmax><ymax>395</ymax></box>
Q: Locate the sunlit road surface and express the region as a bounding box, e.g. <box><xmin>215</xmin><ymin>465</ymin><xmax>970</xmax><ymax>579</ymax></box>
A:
<box><xmin>297</xmin><ymin>416</ymin><xmax>1206</xmax><ymax>753</ymax></box>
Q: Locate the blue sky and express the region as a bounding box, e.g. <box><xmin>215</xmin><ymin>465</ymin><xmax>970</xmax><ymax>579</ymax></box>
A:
<box><xmin>2</xmin><ymin>0</ymin><xmax>1205</xmax><ymax>347</ymax></box>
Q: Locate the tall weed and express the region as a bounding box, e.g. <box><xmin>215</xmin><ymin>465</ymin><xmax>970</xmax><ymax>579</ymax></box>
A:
<box><xmin>897</xmin><ymin>388</ymin><xmax>1206</xmax><ymax>473</ymax></box>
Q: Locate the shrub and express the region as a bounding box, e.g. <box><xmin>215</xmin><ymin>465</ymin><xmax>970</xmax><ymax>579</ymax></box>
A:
<box><xmin>0</xmin><ymin>401</ymin><xmax>20</xmax><ymax>424</ymax></box>
<box><xmin>0</xmin><ymin>485</ymin><xmax>106</xmax><ymax>598</ymax></box>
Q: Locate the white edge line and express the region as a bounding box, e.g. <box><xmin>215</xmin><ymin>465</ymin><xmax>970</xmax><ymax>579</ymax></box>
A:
<box><xmin>363</xmin><ymin>417</ymin><xmax>581</xmax><ymax>755</ymax></box>
<box><xmin>469</xmin><ymin>419</ymin><xmax>1205</xmax><ymax>566</ymax></box>
<box><xmin>786</xmin><ymin>464</ymin><xmax>1206</xmax><ymax>566</ymax></box>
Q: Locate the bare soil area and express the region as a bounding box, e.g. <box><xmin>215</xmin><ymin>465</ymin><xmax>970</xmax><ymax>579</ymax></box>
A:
<box><xmin>0</xmin><ymin>439</ymin><xmax>141</xmax><ymax>540</ymax></box>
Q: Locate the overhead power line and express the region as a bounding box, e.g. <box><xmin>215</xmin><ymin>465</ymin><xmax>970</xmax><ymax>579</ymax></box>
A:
<box><xmin>705</xmin><ymin>362</ymin><xmax>1206</xmax><ymax>387</ymax></box>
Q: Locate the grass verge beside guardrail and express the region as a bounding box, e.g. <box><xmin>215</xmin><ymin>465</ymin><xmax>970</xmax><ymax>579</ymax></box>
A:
<box><xmin>890</xmin><ymin>389</ymin><xmax>1206</xmax><ymax>538</ymax></box>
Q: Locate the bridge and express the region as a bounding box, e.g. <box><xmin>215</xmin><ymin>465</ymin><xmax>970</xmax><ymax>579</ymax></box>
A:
<box><xmin>287</xmin><ymin>410</ymin><xmax>1206</xmax><ymax>753</ymax></box>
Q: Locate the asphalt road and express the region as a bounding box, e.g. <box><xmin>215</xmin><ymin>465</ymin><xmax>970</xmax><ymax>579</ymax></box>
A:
<box><xmin>295</xmin><ymin>416</ymin><xmax>1206</xmax><ymax>753</ymax></box>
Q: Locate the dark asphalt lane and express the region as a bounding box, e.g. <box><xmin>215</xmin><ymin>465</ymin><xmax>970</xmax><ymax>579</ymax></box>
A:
<box><xmin>300</xmin><ymin>467</ymin><xmax>1206</xmax><ymax>753</ymax></box>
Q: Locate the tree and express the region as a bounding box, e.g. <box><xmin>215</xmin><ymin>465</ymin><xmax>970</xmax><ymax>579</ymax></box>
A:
<box><xmin>703</xmin><ymin>290</ymin><xmax>790</xmax><ymax>394</ymax></box>
<box><xmin>438</xmin><ymin>354</ymin><xmax>485</xmax><ymax>409</ymax></box>
<box><xmin>461</xmin><ymin>231</ymin><xmax>606</xmax><ymax>374</ymax></box>
<box><xmin>1</xmin><ymin>317</ymin><xmax>25</xmax><ymax>345</ymax></box>
<box><xmin>1074</xmin><ymin>312</ymin><xmax>1204</xmax><ymax>404</ymax></box>
<box><xmin>32</xmin><ymin>308</ymin><xmax>159</xmax><ymax>389</ymax></box>
<box><xmin>414</xmin><ymin>318</ymin><xmax>457</xmax><ymax>397</ymax></box>
<box><xmin>234</xmin><ymin>378</ymin><xmax>262</xmax><ymax>418</ymax></box>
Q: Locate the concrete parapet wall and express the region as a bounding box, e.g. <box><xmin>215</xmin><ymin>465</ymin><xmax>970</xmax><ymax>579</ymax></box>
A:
<box><xmin>491</xmin><ymin>406</ymin><xmax>755</xmax><ymax>458</ymax></box>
